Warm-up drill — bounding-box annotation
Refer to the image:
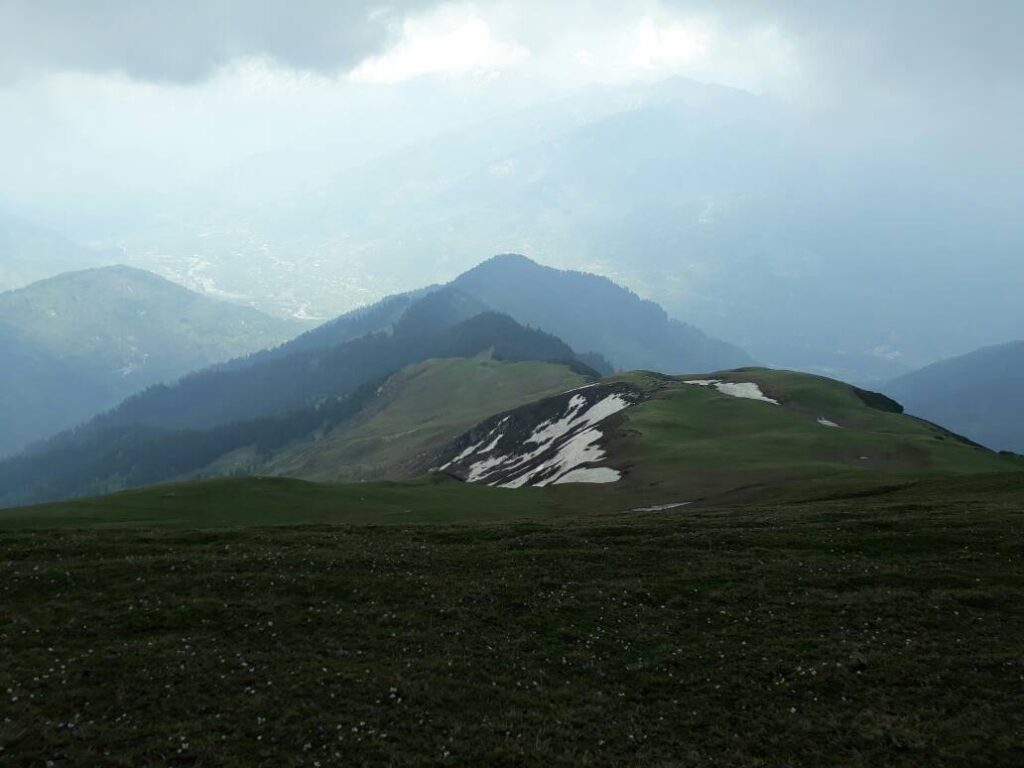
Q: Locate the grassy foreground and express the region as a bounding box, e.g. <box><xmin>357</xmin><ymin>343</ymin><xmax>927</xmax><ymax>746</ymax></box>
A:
<box><xmin>0</xmin><ymin>475</ymin><xmax>575</xmax><ymax>530</ymax></box>
<box><xmin>2</xmin><ymin>475</ymin><xmax>1022</xmax><ymax>766</ymax></box>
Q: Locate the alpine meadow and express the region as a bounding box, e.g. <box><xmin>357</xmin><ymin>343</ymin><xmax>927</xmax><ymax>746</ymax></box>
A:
<box><xmin>0</xmin><ymin>2</ymin><xmax>1022</xmax><ymax>766</ymax></box>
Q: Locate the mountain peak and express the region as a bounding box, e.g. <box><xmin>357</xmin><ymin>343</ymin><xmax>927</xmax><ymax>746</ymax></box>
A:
<box><xmin>14</xmin><ymin>264</ymin><xmax>171</xmax><ymax>292</ymax></box>
<box><xmin>473</xmin><ymin>253</ymin><xmax>543</xmax><ymax>272</ymax></box>
<box><xmin>451</xmin><ymin>254</ymin><xmax>751</xmax><ymax>374</ymax></box>
<box><xmin>85</xmin><ymin>264</ymin><xmax>154</xmax><ymax>278</ymax></box>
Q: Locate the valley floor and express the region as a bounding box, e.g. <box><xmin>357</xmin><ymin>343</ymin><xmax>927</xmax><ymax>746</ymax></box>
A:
<box><xmin>2</xmin><ymin>479</ymin><xmax>1022</xmax><ymax>766</ymax></box>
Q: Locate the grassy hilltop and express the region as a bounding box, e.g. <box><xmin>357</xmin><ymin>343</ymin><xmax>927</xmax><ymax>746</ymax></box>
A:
<box><xmin>605</xmin><ymin>368</ymin><xmax>1016</xmax><ymax>502</ymax></box>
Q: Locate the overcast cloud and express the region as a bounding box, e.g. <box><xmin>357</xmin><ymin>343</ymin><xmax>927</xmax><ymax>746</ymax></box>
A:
<box><xmin>3</xmin><ymin>1</ymin><xmax>1021</xmax><ymax>102</ymax></box>
<box><xmin>1</xmin><ymin>0</ymin><xmax>1019</xmax><ymax>225</ymax></box>
<box><xmin>0</xmin><ymin>0</ymin><xmax>424</xmax><ymax>83</ymax></box>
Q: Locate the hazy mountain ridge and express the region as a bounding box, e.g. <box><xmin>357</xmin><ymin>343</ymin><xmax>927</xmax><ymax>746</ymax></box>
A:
<box><xmin>213</xmin><ymin>286</ymin><xmax>439</xmax><ymax>374</ymax></box>
<box><xmin>70</xmin><ymin>284</ymin><xmax>605</xmax><ymax>435</ymax></box>
<box><xmin>452</xmin><ymin>254</ymin><xmax>751</xmax><ymax>373</ymax></box>
<box><xmin>0</xmin><ymin>266</ymin><xmax>299</xmax><ymax>457</ymax></box>
<box><xmin>174</xmin><ymin>252</ymin><xmax>744</xmax><ymax>378</ymax></box>
<box><xmin>885</xmin><ymin>341</ymin><xmax>1024</xmax><ymax>454</ymax></box>
<box><xmin>58</xmin><ymin>254</ymin><xmax>720</xmax><ymax>443</ymax></box>
<box><xmin>0</xmin><ymin>209</ymin><xmax>119</xmax><ymax>292</ymax></box>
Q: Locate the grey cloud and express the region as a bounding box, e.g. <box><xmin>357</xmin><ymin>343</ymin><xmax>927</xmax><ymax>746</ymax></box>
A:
<box><xmin>0</xmin><ymin>0</ymin><xmax>440</xmax><ymax>83</ymax></box>
<box><xmin>5</xmin><ymin>0</ymin><xmax>1021</xmax><ymax>105</ymax></box>
<box><xmin>674</xmin><ymin>1</ymin><xmax>1023</xmax><ymax>104</ymax></box>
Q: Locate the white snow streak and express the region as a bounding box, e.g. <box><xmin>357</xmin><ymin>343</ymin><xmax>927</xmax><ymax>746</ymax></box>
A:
<box><xmin>817</xmin><ymin>417</ymin><xmax>841</xmax><ymax>428</ymax></box>
<box><xmin>478</xmin><ymin>431</ymin><xmax>505</xmax><ymax>454</ymax></box>
<box><xmin>503</xmin><ymin>426</ymin><xmax>606</xmax><ymax>488</ymax></box>
<box><xmin>446</xmin><ymin>438</ymin><xmax>486</xmax><ymax>467</ymax></box>
<box><xmin>440</xmin><ymin>417</ymin><xmax>509</xmax><ymax>470</ymax></box>
<box><xmin>631</xmin><ymin>502</ymin><xmax>691</xmax><ymax>512</ymax></box>
<box><xmin>555</xmin><ymin>467</ymin><xmax>622</xmax><ymax>484</ymax></box>
<box><xmin>527</xmin><ymin>394</ymin><xmax>589</xmax><ymax>447</ymax></box>
<box><xmin>683</xmin><ymin>379</ymin><xmax>778</xmax><ymax>405</ymax></box>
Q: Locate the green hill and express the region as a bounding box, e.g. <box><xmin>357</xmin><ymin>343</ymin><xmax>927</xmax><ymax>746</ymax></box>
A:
<box><xmin>436</xmin><ymin>367</ymin><xmax>1019</xmax><ymax>507</ymax></box>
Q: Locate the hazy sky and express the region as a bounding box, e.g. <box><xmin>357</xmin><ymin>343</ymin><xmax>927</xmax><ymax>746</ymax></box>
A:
<box><xmin>2</xmin><ymin>0</ymin><xmax>1020</xmax><ymax>204</ymax></box>
<box><xmin>1</xmin><ymin>1</ymin><xmax>1021</xmax><ymax>379</ymax></box>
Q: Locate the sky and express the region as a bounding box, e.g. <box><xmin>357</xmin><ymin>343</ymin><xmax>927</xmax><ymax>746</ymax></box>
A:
<box><xmin>0</xmin><ymin>1</ymin><xmax>1021</xmax><ymax>377</ymax></box>
<box><xmin>2</xmin><ymin>0</ymin><xmax>1020</xmax><ymax>198</ymax></box>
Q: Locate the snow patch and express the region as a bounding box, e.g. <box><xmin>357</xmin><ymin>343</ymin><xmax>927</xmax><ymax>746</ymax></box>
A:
<box><xmin>450</xmin><ymin>391</ymin><xmax>635</xmax><ymax>487</ymax></box>
<box><xmin>554</xmin><ymin>467</ymin><xmax>622</xmax><ymax>484</ymax></box>
<box><xmin>683</xmin><ymin>379</ymin><xmax>778</xmax><ymax>405</ymax></box>
<box><xmin>632</xmin><ymin>502</ymin><xmax>691</xmax><ymax>512</ymax></box>
<box><xmin>478</xmin><ymin>432</ymin><xmax>504</xmax><ymax>454</ymax></box>
<box><xmin>502</xmin><ymin>426</ymin><xmax>607</xmax><ymax>488</ymax></box>
<box><xmin>817</xmin><ymin>417</ymin><xmax>841</xmax><ymax>428</ymax></box>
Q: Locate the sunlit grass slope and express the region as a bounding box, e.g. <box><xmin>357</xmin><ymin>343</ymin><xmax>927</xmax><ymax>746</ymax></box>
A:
<box><xmin>261</xmin><ymin>356</ymin><xmax>588</xmax><ymax>481</ymax></box>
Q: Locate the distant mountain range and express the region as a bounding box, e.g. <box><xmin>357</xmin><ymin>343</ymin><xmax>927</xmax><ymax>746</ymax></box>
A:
<box><xmin>885</xmin><ymin>341</ymin><xmax>1024</xmax><ymax>454</ymax></box>
<box><xmin>5</xmin><ymin>253</ymin><xmax>1016</xmax><ymax>511</ymax></box>
<box><xmin>0</xmin><ymin>266</ymin><xmax>299</xmax><ymax>457</ymax></box>
<box><xmin>0</xmin><ymin>253</ymin><xmax>748</xmax><ymax>504</ymax></box>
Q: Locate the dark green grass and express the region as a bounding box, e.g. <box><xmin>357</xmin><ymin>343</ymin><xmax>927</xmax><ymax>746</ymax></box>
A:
<box><xmin>2</xmin><ymin>477</ymin><xmax>1023</xmax><ymax>766</ymax></box>
<box><xmin>0</xmin><ymin>475</ymin><xmax>587</xmax><ymax>529</ymax></box>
